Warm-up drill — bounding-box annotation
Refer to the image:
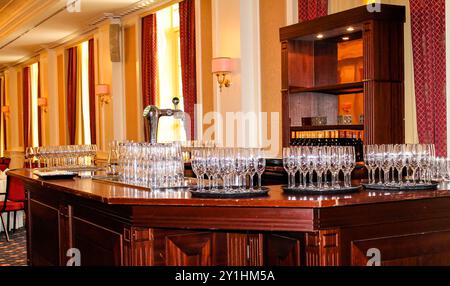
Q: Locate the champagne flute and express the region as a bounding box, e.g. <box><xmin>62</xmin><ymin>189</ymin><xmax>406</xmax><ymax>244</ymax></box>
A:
<box><xmin>256</xmin><ymin>150</ymin><xmax>266</xmax><ymax>189</ymax></box>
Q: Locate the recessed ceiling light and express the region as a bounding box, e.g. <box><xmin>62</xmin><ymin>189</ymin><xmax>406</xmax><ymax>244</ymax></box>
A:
<box><xmin>342</xmin><ymin>36</ymin><xmax>350</xmax><ymax>41</ymax></box>
<box><xmin>316</xmin><ymin>34</ymin><xmax>324</xmax><ymax>39</ymax></box>
<box><xmin>347</xmin><ymin>27</ymin><xmax>355</xmax><ymax>32</ymax></box>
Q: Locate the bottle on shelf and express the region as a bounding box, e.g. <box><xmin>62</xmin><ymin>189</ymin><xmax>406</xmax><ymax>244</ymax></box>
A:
<box><xmin>290</xmin><ymin>130</ymin><xmax>364</xmax><ymax>162</ymax></box>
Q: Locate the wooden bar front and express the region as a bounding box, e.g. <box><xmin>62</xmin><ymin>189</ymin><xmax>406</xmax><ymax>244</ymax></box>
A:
<box><xmin>9</xmin><ymin>169</ymin><xmax>450</xmax><ymax>266</ymax></box>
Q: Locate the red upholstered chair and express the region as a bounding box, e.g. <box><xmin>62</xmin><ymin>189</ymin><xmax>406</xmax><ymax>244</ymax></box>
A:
<box><xmin>0</xmin><ymin>157</ymin><xmax>11</xmax><ymax>172</ymax></box>
<box><xmin>0</xmin><ymin>175</ymin><xmax>25</xmax><ymax>242</ymax></box>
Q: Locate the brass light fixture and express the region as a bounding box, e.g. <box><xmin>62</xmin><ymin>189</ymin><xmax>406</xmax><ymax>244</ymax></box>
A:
<box><xmin>95</xmin><ymin>84</ymin><xmax>111</xmax><ymax>105</ymax></box>
<box><xmin>1</xmin><ymin>105</ymin><xmax>10</xmax><ymax>120</ymax></box>
<box><xmin>38</xmin><ymin>97</ymin><xmax>48</xmax><ymax>113</ymax></box>
<box><xmin>212</xmin><ymin>57</ymin><xmax>232</xmax><ymax>92</ymax></box>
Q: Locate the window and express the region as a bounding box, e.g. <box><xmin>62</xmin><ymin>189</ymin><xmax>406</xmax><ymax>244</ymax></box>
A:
<box><xmin>156</xmin><ymin>3</ymin><xmax>186</xmax><ymax>143</ymax></box>
<box><xmin>79</xmin><ymin>40</ymin><xmax>91</xmax><ymax>145</ymax></box>
<box><xmin>30</xmin><ymin>62</ymin><xmax>39</xmax><ymax>147</ymax></box>
<box><xmin>67</xmin><ymin>39</ymin><xmax>94</xmax><ymax>145</ymax></box>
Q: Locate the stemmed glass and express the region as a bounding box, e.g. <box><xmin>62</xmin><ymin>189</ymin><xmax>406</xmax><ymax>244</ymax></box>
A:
<box><xmin>342</xmin><ymin>146</ymin><xmax>355</xmax><ymax>188</ymax></box>
<box><xmin>374</xmin><ymin>145</ymin><xmax>383</xmax><ymax>184</ymax></box>
<box><xmin>299</xmin><ymin>147</ymin><xmax>310</xmax><ymax>189</ymax></box>
<box><xmin>393</xmin><ymin>144</ymin><xmax>405</xmax><ymax>185</ymax></box>
<box><xmin>408</xmin><ymin>144</ymin><xmax>419</xmax><ymax>185</ymax></box>
<box><xmin>381</xmin><ymin>145</ymin><xmax>394</xmax><ymax>186</ymax></box>
<box><xmin>220</xmin><ymin>148</ymin><xmax>234</xmax><ymax>191</ymax></box>
<box><xmin>256</xmin><ymin>150</ymin><xmax>266</xmax><ymax>189</ymax></box>
<box><xmin>25</xmin><ymin>147</ymin><xmax>34</xmax><ymax>169</ymax></box>
<box><xmin>247</xmin><ymin>149</ymin><xmax>257</xmax><ymax>190</ymax></box>
<box><xmin>234</xmin><ymin>149</ymin><xmax>247</xmax><ymax>190</ymax></box>
<box><xmin>312</xmin><ymin>147</ymin><xmax>326</xmax><ymax>189</ymax></box>
<box><xmin>283</xmin><ymin>148</ymin><xmax>295</xmax><ymax>188</ymax></box>
<box><xmin>328</xmin><ymin>146</ymin><xmax>341</xmax><ymax>189</ymax></box>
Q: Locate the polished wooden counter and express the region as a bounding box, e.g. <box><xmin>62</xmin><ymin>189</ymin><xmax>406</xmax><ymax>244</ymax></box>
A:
<box><xmin>9</xmin><ymin>169</ymin><xmax>450</xmax><ymax>266</ymax></box>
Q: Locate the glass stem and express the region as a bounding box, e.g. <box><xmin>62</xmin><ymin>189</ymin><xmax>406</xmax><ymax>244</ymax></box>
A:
<box><xmin>258</xmin><ymin>174</ymin><xmax>262</xmax><ymax>189</ymax></box>
<box><xmin>317</xmin><ymin>173</ymin><xmax>322</xmax><ymax>189</ymax></box>
<box><xmin>384</xmin><ymin>169</ymin><xmax>389</xmax><ymax>185</ymax></box>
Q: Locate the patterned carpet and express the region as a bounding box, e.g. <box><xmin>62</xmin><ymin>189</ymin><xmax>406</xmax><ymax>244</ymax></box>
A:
<box><xmin>0</xmin><ymin>228</ymin><xmax>27</xmax><ymax>266</ymax></box>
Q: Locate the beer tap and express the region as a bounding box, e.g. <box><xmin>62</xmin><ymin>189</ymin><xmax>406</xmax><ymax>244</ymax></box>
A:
<box><xmin>143</xmin><ymin>97</ymin><xmax>185</xmax><ymax>144</ymax></box>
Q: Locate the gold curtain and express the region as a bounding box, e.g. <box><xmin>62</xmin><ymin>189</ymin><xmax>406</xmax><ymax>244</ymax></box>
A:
<box><xmin>328</xmin><ymin>0</ymin><xmax>418</xmax><ymax>144</ymax></box>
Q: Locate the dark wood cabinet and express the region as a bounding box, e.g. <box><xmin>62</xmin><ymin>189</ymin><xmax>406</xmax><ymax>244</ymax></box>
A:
<box><xmin>280</xmin><ymin>4</ymin><xmax>406</xmax><ymax>147</ymax></box>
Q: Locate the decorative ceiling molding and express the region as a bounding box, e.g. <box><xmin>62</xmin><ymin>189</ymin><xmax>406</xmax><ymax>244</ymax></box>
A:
<box><xmin>0</xmin><ymin>0</ymin><xmax>61</xmax><ymax>42</ymax></box>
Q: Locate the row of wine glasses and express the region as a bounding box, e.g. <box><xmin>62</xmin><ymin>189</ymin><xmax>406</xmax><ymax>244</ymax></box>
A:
<box><xmin>364</xmin><ymin>144</ymin><xmax>435</xmax><ymax>186</ymax></box>
<box><xmin>433</xmin><ymin>157</ymin><xmax>450</xmax><ymax>181</ymax></box>
<box><xmin>25</xmin><ymin>145</ymin><xmax>98</xmax><ymax>169</ymax></box>
<box><xmin>116</xmin><ymin>142</ymin><xmax>184</xmax><ymax>189</ymax></box>
<box><xmin>191</xmin><ymin>148</ymin><xmax>266</xmax><ymax>191</ymax></box>
<box><xmin>179</xmin><ymin>140</ymin><xmax>217</xmax><ymax>162</ymax></box>
<box><xmin>283</xmin><ymin>146</ymin><xmax>356</xmax><ymax>189</ymax></box>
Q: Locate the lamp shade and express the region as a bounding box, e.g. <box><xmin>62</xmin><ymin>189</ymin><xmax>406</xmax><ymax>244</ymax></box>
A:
<box><xmin>212</xmin><ymin>57</ymin><xmax>232</xmax><ymax>73</ymax></box>
<box><xmin>95</xmin><ymin>84</ymin><xmax>110</xmax><ymax>95</ymax></box>
<box><xmin>38</xmin><ymin>97</ymin><xmax>48</xmax><ymax>107</ymax></box>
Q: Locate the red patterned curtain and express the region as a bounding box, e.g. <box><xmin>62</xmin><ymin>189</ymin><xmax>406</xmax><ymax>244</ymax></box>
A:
<box><xmin>298</xmin><ymin>0</ymin><xmax>328</xmax><ymax>22</ymax></box>
<box><xmin>88</xmin><ymin>39</ymin><xmax>96</xmax><ymax>144</ymax></box>
<box><xmin>67</xmin><ymin>47</ymin><xmax>77</xmax><ymax>145</ymax></box>
<box><xmin>180</xmin><ymin>0</ymin><xmax>197</xmax><ymax>140</ymax></box>
<box><xmin>23</xmin><ymin>67</ymin><xmax>30</xmax><ymax>148</ymax></box>
<box><xmin>141</xmin><ymin>14</ymin><xmax>158</xmax><ymax>108</ymax></box>
<box><xmin>410</xmin><ymin>0</ymin><xmax>447</xmax><ymax>156</ymax></box>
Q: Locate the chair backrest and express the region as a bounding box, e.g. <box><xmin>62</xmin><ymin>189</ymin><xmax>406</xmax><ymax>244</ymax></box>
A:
<box><xmin>6</xmin><ymin>175</ymin><xmax>25</xmax><ymax>202</ymax></box>
<box><xmin>0</xmin><ymin>157</ymin><xmax>11</xmax><ymax>171</ymax></box>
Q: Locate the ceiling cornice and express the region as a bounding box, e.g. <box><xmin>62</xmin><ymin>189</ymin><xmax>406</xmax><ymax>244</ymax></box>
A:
<box><xmin>0</xmin><ymin>0</ymin><xmax>62</xmax><ymax>42</ymax></box>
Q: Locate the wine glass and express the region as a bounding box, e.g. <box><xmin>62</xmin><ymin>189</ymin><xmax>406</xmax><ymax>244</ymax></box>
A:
<box><xmin>256</xmin><ymin>150</ymin><xmax>266</xmax><ymax>189</ymax></box>
<box><xmin>408</xmin><ymin>144</ymin><xmax>419</xmax><ymax>185</ymax></box>
<box><xmin>393</xmin><ymin>144</ymin><xmax>405</xmax><ymax>185</ymax></box>
<box><xmin>328</xmin><ymin>146</ymin><xmax>341</xmax><ymax>189</ymax></box>
<box><xmin>312</xmin><ymin>147</ymin><xmax>326</xmax><ymax>190</ymax></box>
<box><xmin>342</xmin><ymin>146</ymin><xmax>356</xmax><ymax>187</ymax></box>
<box><xmin>25</xmin><ymin>147</ymin><xmax>34</xmax><ymax>169</ymax></box>
<box><xmin>283</xmin><ymin>148</ymin><xmax>294</xmax><ymax>188</ymax></box>
<box><xmin>299</xmin><ymin>147</ymin><xmax>310</xmax><ymax>189</ymax></box>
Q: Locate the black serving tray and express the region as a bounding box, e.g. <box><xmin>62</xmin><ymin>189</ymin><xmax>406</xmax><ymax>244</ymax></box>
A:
<box><xmin>34</xmin><ymin>171</ymin><xmax>77</xmax><ymax>180</ymax></box>
<box><xmin>282</xmin><ymin>184</ymin><xmax>362</xmax><ymax>195</ymax></box>
<box><xmin>189</xmin><ymin>187</ymin><xmax>270</xmax><ymax>199</ymax></box>
<box><xmin>363</xmin><ymin>182</ymin><xmax>439</xmax><ymax>192</ymax></box>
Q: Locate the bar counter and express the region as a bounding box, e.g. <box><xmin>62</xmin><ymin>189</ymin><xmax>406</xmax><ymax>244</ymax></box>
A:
<box><xmin>9</xmin><ymin>169</ymin><xmax>450</xmax><ymax>266</ymax></box>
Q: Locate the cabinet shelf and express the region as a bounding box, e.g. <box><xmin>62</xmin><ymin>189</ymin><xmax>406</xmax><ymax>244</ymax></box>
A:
<box><xmin>291</xmin><ymin>125</ymin><xmax>364</xmax><ymax>132</ymax></box>
<box><xmin>289</xmin><ymin>81</ymin><xmax>364</xmax><ymax>95</ymax></box>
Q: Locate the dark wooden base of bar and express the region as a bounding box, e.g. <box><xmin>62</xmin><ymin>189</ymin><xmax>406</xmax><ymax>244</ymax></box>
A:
<box><xmin>10</xmin><ymin>169</ymin><xmax>450</xmax><ymax>266</ymax></box>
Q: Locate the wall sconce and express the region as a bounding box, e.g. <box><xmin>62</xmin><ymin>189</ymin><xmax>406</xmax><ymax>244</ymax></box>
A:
<box><xmin>95</xmin><ymin>84</ymin><xmax>111</xmax><ymax>105</ymax></box>
<box><xmin>212</xmin><ymin>57</ymin><xmax>232</xmax><ymax>92</ymax></box>
<box><xmin>38</xmin><ymin>97</ymin><xmax>48</xmax><ymax>113</ymax></box>
<box><xmin>1</xmin><ymin>105</ymin><xmax>10</xmax><ymax>120</ymax></box>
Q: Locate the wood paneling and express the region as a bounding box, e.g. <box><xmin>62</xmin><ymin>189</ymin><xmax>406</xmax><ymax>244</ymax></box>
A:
<box><xmin>352</xmin><ymin>230</ymin><xmax>450</xmax><ymax>266</ymax></box>
<box><xmin>28</xmin><ymin>199</ymin><xmax>61</xmax><ymax>266</ymax></box>
<box><xmin>72</xmin><ymin>217</ymin><xmax>123</xmax><ymax>266</ymax></box>
<box><xmin>165</xmin><ymin>232</ymin><xmax>213</xmax><ymax>266</ymax></box>
<box><xmin>265</xmin><ymin>233</ymin><xmax>303</xmax><ymax>266</ymax></box>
